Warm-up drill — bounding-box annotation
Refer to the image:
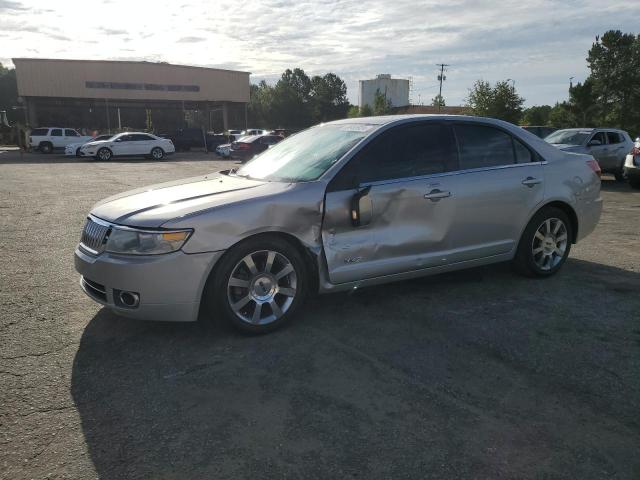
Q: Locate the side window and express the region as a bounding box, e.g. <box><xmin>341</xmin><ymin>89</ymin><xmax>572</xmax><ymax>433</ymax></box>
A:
<box><xmin>118</xmin><ymin>135</ymin><xmax>132</xmax><ymax>142</ymax></box>
<box><xmin>131</xmin><ymin>134</ymin><xmax>153</xmax><ymax>141</ymax></box>
<box><xmin>31</xmin><ymin>128</ymin><xmax>49</xmax><ymax>136</ymax></box>
<box><xmin>454</xmin><ymin>124</ymin><xmax>515</xmax><ymax>169</ymax></box>
<box><xmin>606</xmin><ymin>132</ymin><xmax>622</xmax><ymax>144</ymax></box>
<box><xmin>65</xmin><ymin>129</ymin><xmax>79</xmax><ymax>137</ymax></box>
<box><xmin>353</xmin><ymin>124</ymin><xmax>456</xmax><ymax>184</ymax></box>
<box><xmin>591</xmin><ymin>132</ymin><xmax>607</xmax><ymax>145</ymax></box>
<box><xmin>514</xmin><ymin>139</ymin><xmax>533</xmax><ymax>164</ymax></box>
<box><xmin>50</xmin><ymin>129</ymin><xmax>62</xmax><ymax>137</ymax></box>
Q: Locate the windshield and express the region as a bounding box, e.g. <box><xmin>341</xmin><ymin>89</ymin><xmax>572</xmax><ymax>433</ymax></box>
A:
<box><xmin>235</xmin><ymin>123</ymin><xmax>374</xmax><ymax>182</ymax></box>
<box><xmin>545</xmin><ymin>130</ymin><xmax>591</xmax><ymax>145</ymax></box>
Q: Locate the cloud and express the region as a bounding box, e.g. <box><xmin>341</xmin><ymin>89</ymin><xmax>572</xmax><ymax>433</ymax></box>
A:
<box><xmin>1</xmin><ymin>0</ymin><xmax>639</xmax><ymax>106</ymax></box>
<box><xmin>101</xmin><ymin>28</ymin><xmax>128</xmax><ymax>35</ymax></box>
<box><xmin>0</xmin><ymin>0</ymin><xmax>26</xmax><ymax>11</ymax></box>
<box><xmin>177</xmin><ymin>36</ymin><xmax>206</xmax><ymax>43</ymax></box>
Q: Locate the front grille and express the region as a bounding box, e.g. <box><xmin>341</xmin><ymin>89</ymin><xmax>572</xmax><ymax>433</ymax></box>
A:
<box><xmin>80</xmin><ymin>217</ymin><xmax>110</xmax><ymax>254</ymax></box>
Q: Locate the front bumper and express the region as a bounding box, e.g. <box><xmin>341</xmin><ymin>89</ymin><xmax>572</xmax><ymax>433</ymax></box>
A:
<box><xmin>74</xmin><ymin>246</ymin><xmax>224</xmax><ymax>322</ymax></box>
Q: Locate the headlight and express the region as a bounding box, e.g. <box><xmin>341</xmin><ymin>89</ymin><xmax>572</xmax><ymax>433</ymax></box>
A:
<box><xmin>105</xmin><ymin>227</ymin><xmax>192</xmax><ymax>255</ymax></box>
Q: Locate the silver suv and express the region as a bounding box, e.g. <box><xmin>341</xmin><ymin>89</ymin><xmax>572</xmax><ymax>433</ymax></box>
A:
<box><xmin>75</xmin><ymin>115</ymin><xmax>603</xmax><ymax>333</ymax></box>
<box><xmin>545</xmin><ymin>128</ymin><xmax>634</xmax><ymax>180</ymax></box>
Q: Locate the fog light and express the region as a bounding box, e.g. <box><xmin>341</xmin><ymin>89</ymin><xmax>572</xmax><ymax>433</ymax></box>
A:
<box><xmin>118</xmin><ymin>291</ymin><xmax>139</xmax><ymax>308</ymax></box>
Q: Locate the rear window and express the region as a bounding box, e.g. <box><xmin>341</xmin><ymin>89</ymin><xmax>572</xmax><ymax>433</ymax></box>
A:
<box><xmin>454</xmin><ymin>124</ymin><xmax>516</xmax><ymax>169</ymax></box>
<box><xmin>31</xmin><ymin>128</ymin><xmax>49</xmax><ymax>136</ymax></box>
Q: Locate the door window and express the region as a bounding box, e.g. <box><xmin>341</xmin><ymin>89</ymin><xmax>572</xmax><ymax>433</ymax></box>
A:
<box><xmin>50</xmin><ymin>129</ymin><xmax>62</xmax><ymax>137</ymax></box>
<box><xmin>131</xmin><ymin>134</ymin><xmax>154</xmax><ymax>141</ymax></box>
<box><xmin>65</xmin><ymin>129</ymin><xmax>79</xmax><ymax>137</ymax></box>
<box><xmin>454</xmin><ymin>124</ymin><xmax>516</xmax><ymax>169</ymax></box>
<box><xmin>514</xmin><ymin>139</ymin><xmax>533</xmax><ymax>164</ymax></box>
<box><xmin>590</xmin><ymin>132</ymin><xmax>607</xmax><ymax>145</ymax></box>
<box><xmin>334</xmin><ymin>123</ymin><xmax>456</xmax><ymax>187</ymax></box>
<box><xmin>606</xmin><ymin>132</ymin><xmax>622</xmax><ymax>144</ymax></box>
<box><xmin>118</xmin><ymin>135</ymin><xmax>133</xmax><ymax>142</ymax></box>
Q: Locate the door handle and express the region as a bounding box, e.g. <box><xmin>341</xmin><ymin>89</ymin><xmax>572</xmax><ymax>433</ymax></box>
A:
<box><xmin>424</xmin><ymin>189</ymin><xmax>451</xmax><ymax>201</ymax></box>
<box><xmin>522</xmin><ymin>177</ymin><xmax>542</xmax><ymax>187</ymax></box>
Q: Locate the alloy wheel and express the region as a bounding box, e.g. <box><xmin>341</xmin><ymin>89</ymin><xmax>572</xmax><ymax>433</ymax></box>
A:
<box><xmin>226</xmin><ymin>250</ymin><xmax>297</xmax><ymax>325</ymax></box>
<box><xmin>531</xmin><ymin>217</ymin><xmax>568</xmax><ymax>271</ymax></box>
<box><xmin>98</xmin><ymin>148</ymin><xmax>111</xmax><ymax>161</ymax></box>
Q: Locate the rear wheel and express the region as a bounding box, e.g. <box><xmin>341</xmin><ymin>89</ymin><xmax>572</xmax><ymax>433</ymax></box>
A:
<box><xmin>211</xmin><ymin>236</ymin><xmax>308</xmax><ymax>334</ymax></box>
<box><xmin>39</xmin><ymin>142</ymin><xmax>52</xmax><ymax>154</ymax></box>
<box><xmin>151</xmin><ymin>147</ymin><xmax>164</xmax><ymax>160</ymax></box>
<box><xmin>629</xmin><ymin>177</ymin><xmax>640</xmax><ymax>190</ymax></box>
<box><xmin>513</xmin><ymin>207</ymin><xmax>572</xmax><ymax>277</ymax></box>
<box><xmin>96</xmin><ymin>147</ymin><xmax>112</xmax><ymax>161</ymax></box>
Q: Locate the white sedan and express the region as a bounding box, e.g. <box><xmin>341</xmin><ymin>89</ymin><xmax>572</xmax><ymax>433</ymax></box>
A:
<box><xmin>65</xmin><ymin>134</ymin><xmax>113</xmax><ymax>157</ymax></box>
<box><xmin>79</xmin><ymin>132</ymin><xmax>175</xmax><ymax>161</ymax></box>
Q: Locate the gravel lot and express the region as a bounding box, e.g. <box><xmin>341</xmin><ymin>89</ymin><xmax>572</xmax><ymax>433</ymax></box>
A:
<box><xmin>1</xmin><ymin>150</ymin><xmax>639</xmax><ymax>479</ymax></box>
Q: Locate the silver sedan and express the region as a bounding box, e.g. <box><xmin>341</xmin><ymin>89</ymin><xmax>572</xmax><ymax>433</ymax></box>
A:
<box><xmin>75</xmin><ymin>115</ymin><xmax>603</xmax><ymax>333</ymax></box>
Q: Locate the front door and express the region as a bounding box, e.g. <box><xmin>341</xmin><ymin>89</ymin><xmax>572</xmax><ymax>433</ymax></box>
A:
<box><xmin>322</xmin><ymin>122</ymin><xmax>458</xmax><ymax>284</ymax></box>
<box><xmin>111</xmin><ymin>134</ymin><xmax>134</xmax><ymax>156</ymax></box>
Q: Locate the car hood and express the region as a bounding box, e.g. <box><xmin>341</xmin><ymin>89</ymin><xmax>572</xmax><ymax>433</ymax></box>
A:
<box><xmin>550</xmin><ymin>143</ymin><xmax>586</xmax><ymax>152</ymax></box>
<box><xmin>90</xmin><ymin>173</ymin><xmax>288</xmax><ymax>228</ymax></box>
<box><xmin>82</xmin><ymin>140</ymin><xmax>112</xmax><ymax>148</ymax></box>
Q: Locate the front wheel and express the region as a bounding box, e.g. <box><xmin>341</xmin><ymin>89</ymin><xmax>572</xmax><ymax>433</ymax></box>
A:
<box><xmin>96</xmin><ymin>147</ymin><xmax>112</xmax><ymax>161</ymax></box>
<box><xmin>629</xmin><ymin>177</ymin><xmax>640</xmax><ymax>190</ymax></box>
<box><xmin>614</xmin><ymin>170</ymin><xmax>626</xmax><ymax>182</ymax></box>
<box><xmin>151</xmin><ymin>147</ymin><xmax>164</xmax><ymax>160</ymax></box>
<box><xmin>212</xmin><ymin>236</ymin><xmax>308</xmax><ymax>334</ymax></box>
<box><xmin>513</xmin><ymin>207</ymin><xmax>572</xmax><ymax>277</ymax></box>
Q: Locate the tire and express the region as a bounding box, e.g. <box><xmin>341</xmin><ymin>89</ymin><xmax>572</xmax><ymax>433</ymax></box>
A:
<box><xmin>629</xmin><ymin>178</ymin><xmax>640</xmax><ymax>190</ymax></box>
<box><xmin>211</xmin><ymin>235</ymin><xmax>308</xmax><ymax>334</ymax></box>
<box><xmin>150</xmin><ymin>147</ymin><xmax>164</xmax><ymax>160</ymax></box>
<box><xmin>75</xmin><ymin>147</ymin><xmax>81</xmax><ymax>157</ymax></box>
<box><xmin>513</xmin><ymin>207</ymin><xmax>572</xmax><ymax>277</ymax></box>
<box><xmin>39</xmin><ymin>142</ymin><xmax>52</xmax><ymax>154</ymax></box>
<box><xmin>96</xmin><ymin>147</ymin><xmax>112</xmax><ymax>161</ymax></box>
<box><xmin>614</xmin><ymin>170</ymin><xmax>626</xmax><ymax>182</ymax></box>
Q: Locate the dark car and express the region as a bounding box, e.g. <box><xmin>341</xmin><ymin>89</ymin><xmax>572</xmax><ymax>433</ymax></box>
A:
<box><xmin>165</xmin><ymin>128</ymin><xmax>206</xmax><ymax>151</ymax></box>
<box><xmin>522</xmin><ymin>126</ymin><xmax>557</xmax><ymax>138</ymax></box>
<box><xmin>230</xmin><ymin>134</ymin><xmax>283</xmax><ymax>161</ymax></box>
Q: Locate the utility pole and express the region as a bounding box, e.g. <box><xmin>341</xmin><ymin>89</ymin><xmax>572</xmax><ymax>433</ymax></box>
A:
<box><xmin>569</xmin><ymin>76</ymin><xmax>574</xmax><ymax>90</ymax></box>
<box><xmin>437</xmin><ymin>63</ymin><xmax>450</xmax><ymax>113</ymax></box>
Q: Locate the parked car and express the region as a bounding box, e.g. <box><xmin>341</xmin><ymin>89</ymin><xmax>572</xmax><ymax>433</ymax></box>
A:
<box><xmin>206</xmin><ymin>134</ymin><xmax>229</xmax><ymax>152</ymax></box>
<box><xmin>79</xmin><ymin>132</ymin><xmax>175</xmax><ymax>161</ymax></box>
<box><xmin>227</xmin><ymin>129</ymin><xmax>245</xmax><ymax>142</ymax></box>
<box><xmin>65</xmin><ymin>134</ymin><xmax>113</xmax><ymax>157</ymax></box>
<box><xmin>623</xmin><ymin>138</ymin><xmax>640</xmax><ymax>189</ymax></box>
<box><xmin>545</xmin><ymin>128</ymin><xmax>634</xmax><ymax>180</ymax></box>
<box><xmin>74</xmin><ymin>115</ymin><xmax>602</xmax><ymax>334</ymax></box>
<box><xmin>216</xmin><ymin>135</ymin><xmax>251</xmax><ymax>158</ymax></box>
<box><xmin>29</xmin><ymin>127</ymin><xmax>93</xmax><ymax>153</ymax></box>
<box><xmin>522</xmin><ymin>126</ymin><xmax>557</xmax><ymax>138</ymax></box>
<box><xmin>230</xmin><ymin>134</ymin><xmax>283</xmax><ymax>161</ymax></box>
<box><xmin>165</xmin><ymin>128</ymin><xmax>206</xmax><ymax>151</ymax></box>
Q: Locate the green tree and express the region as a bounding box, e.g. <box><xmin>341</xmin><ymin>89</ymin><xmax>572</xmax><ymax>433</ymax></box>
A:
<box><xmin>567</xmin><ymin>78</ymin><xmax>598</xmax><ymax>126</ymax></box>
<box><xmin>309</xmin><ymin>73</ymin><xmax>350</xmax><ymax>122</ymax></box>
<box><xmin>372</xmin><ymin>89</ymin><xmax>392</xmax><ymax>116</ymax></box>
<box><xmin>548</xmin><ymin>102</ymin><xmax>577</xmax><ymax>128</ymax></box>
<box><xmin>431</xmin><ymin>94</ymin><xmax>445</xmax><ymax>108</ymax></box>
<box><xmin>466</xmin><ymin>79</ymin><xmax>525</xmax><ymax>124</ymax></box>
<box><xmin>522</xmin><ymin>105</ymin><xmax>552</xmax><ymax>125</ymax></box>
<box><xmin>586</xmin><ymin>31</ymin><xmax>640</xmax><ymax>131</ymax></box>
<box><xmin>347</xmin><ymin>105</ymin><xmax>360</xmax><ymax>118</ymax></box>
<box><xmin>360</xmin><ymin>104</ymin><xmax>373</xmax><ymax>117</ymax></box>
<box><xmin>0</xmin><ymin>63</ymin><xmax>18</xmax><ymax>124</ymax></box>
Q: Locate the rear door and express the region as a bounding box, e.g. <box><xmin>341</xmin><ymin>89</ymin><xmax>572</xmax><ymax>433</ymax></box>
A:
<box><xmin>442</xmin><ymin>122</ymin><xmax>545</xmax><ymax>263</ymax></box>
<box><xmin>322</xmin><ymin>122</ymin><xmax>458</xmax><ymax>284</ymax></box>
<box><xmin>50</xmin><ymin>129</ymin><xmax>64</xmax><ymax>148</ymax></box>
<box><xmin>64</xmin><ymin>129</ymin><xmax>80</xmax><ymax>147</ymax></box>
<box><xmin>131</xmin><ymin>134</ymin><xmax>155</xmax><ymax>155</ymax></box>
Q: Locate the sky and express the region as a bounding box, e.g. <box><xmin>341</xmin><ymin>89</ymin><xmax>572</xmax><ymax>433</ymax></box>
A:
<box><xmin>1</xmin><ymin>0</ymin><xmax>639</xmax><ymax>107</ymax></box>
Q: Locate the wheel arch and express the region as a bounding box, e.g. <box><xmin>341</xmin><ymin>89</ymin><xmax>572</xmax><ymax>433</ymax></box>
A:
<box><xmin>197</xmin><ymin>231</ymin><xmax>320</xmax><ymax>319</ymax></box>
<box><xmin>522</xmin><ymin>200</ymin><xmax>579</xmax><ymax>245</ymax></box>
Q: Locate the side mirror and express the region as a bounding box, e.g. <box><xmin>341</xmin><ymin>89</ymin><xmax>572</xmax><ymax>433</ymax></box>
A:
<box><xmin>588</xmin><ymin>139</ymin><xmax>601</xmax><ymax>146</ymax></box>
<box><xmin>351</xmin><ymin>186</ymin><xmax>372</xmax><ymax>227</ymax></box>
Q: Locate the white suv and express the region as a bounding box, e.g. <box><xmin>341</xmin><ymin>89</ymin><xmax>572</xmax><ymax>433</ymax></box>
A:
<box><xmin>29</xmin><ymin>128</ymin><xmax>93</xmax><ymax>154</ymax></box>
